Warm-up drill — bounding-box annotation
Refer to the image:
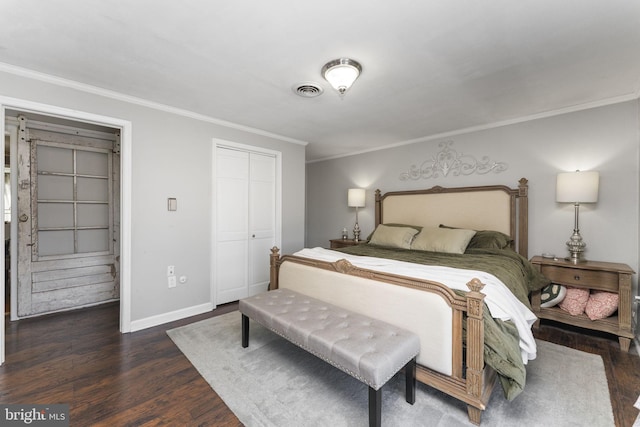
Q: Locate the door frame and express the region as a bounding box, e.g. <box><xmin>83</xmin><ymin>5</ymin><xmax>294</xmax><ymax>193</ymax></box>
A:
<box><xmin>5</xmin><ymin>121</ymin><xmax>17</xmax><ymax>321</ymax></box>
<box><xmin>0</xmin><ymin>96</ymin><xmax>133</xmax><ymax>365</ymax></box>
<box><xmin>211</xmin><ymin>139</ymin><xmax>282</xmax><ymax>307</ymax></box>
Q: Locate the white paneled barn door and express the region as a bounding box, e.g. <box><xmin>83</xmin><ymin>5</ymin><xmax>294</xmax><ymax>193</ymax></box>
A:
<box><xmin>16</xmin><ymin>117</ymin><xmax>120</xmax><ymax>317</ymax></box>
<box><xmin>214</xmin><ymin>142</ymin><xmax>280</xmax><ymax>305</ymax></box>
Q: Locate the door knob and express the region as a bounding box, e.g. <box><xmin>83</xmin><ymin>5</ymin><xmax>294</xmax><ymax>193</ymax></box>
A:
<box><xmin>19</xmin><ymin>213</ymin><xmax>28</xmax><ymax>222</ymax></box>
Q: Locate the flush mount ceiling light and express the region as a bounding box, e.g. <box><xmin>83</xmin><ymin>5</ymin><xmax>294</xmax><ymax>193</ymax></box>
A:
<box><xmin>321</xmin><ymin>58</ymin><xmax>362</xmax><ymax>97</ymax></box>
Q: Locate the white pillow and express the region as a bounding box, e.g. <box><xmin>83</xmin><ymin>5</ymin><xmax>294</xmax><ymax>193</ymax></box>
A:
<box><xmin>410</xmin><ymin>227</ymin><xmax>476</xmax><ymax>254</ymax></box>
<box><xmin>369</xmin><ymin>224</ymin><xmax>419</xmax><ymax>249</ymax></box>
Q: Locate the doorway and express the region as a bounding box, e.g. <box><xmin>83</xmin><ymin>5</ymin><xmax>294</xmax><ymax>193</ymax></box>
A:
<box><xmin>0</xmin><ymin>97</ymin><xmax>133</xmax><ymax>365</ymax></box>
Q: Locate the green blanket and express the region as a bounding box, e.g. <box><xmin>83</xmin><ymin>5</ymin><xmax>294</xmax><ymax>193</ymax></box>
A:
<box><xmin>334</xmin><ymin>244</ymin><xmax>549</xmax><ymax>400</ymax></box>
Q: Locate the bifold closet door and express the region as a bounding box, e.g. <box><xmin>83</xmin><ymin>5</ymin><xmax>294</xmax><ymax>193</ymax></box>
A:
<box><xmin>215</xmin><ymin>147</ymin><xmax>275</xmax><ymax>304</ymax></box>
<box><xmin>246</xmin><ymin>152</ymin><xmax>275</xmax><ymax>296</ymax></box>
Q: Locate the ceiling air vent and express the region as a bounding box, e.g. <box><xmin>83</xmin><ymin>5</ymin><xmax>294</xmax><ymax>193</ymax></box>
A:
<box><xmin>292</xmin><ymin>82</ymin><xmax>324</xmax><ymax>98</ymax></box>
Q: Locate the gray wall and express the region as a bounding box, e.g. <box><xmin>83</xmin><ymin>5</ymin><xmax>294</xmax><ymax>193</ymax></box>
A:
<box><xmin>307</xmin><ymin>100</ymin><xmax>639</xmax><ymax>330</ymax></box>
<box><xmin>0</xmin><ymin>70</ymin><xmax>306</xmax><ymax>324</ymax></box>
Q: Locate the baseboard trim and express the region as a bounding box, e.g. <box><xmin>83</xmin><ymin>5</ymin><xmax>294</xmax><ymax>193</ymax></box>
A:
<box><xmin>130</xmin><ymin>302</ymin><xmax>214</xmax><ymax>332</ymax></box>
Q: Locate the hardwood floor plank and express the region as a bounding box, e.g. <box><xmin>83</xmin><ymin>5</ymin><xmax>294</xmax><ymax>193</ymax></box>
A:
<box><xmin>534</xmin><ymin>319</ymin><xmax>640</xmax><ymax>427</ymax></box>
<box><xmin>1</xmin><ymin>302</ymin><xmax>637</xmax><ymax>426</ymax></box>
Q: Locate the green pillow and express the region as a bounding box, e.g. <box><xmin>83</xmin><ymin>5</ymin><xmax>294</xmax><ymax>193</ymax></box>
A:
<box><xmin>439</xmin><ymin>224</ymin><xmax>513</xmax><ymax>250</ymax></box>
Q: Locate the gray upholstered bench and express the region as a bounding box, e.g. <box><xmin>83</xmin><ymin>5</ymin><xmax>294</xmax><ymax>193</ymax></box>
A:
<box><xmin>239</xmin><ymin>288</ymin><xmax>420</xmax><ymax>427</ymax></box>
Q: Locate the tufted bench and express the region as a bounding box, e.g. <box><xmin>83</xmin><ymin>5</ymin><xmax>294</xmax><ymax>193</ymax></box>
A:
<box><xmin>239</xmin><ymin>288</ymin><xmax>420</xmax><ymax>427</ymax></box>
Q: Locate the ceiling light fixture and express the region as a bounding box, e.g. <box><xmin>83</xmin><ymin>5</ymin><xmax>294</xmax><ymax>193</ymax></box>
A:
<box><xmin>321</xmin><ymin>58</ymin><xmax>362</xmax><ymax>98</ymax></box>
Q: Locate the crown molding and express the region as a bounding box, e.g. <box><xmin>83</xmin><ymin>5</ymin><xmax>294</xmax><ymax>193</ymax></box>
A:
<box><xmin>0</xmin><ymin>62</ymin><xmax>308</xmax><ymax>147</ymax></box>
<box><xmin>307</xmin><ymin>92</ymin><xmax>640</xmax><ymax>163</ymax></box>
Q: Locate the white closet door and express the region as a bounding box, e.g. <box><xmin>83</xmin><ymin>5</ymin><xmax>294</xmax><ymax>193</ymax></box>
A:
<box><xmin>215</xmin><ymin>148</ymin><xmax>249</xmax><ymax>304</ymax></box>
<box><xmin>215</xmin><ymin>147</ymin><xmax>276</xmax><ymax>304</ymax></box>
<box><xmin>248</xmin><ymin>152</ymin><xmax>275</xmax><ymax>296</ymax></box>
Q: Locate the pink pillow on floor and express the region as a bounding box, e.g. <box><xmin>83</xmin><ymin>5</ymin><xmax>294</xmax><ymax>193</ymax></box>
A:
<box><xmin>585</xmin><ymin>291</ymin><xmax>619</xmax><ymax>320</ymax></box>
<box><xmin>558</xmin><ymin>287</ymin><xmax>590</xmax><ymax>315</ymax></box>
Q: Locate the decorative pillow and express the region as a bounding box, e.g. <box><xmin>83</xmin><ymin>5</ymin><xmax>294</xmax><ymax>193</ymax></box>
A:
<box><xmin>410</xmin><ymin>227</ymin><xmax>476</xmax><ymax>254</ymax></box>
<box><xmin>439</xmin><ymin>224</ymin><xmax>513</xmax><ymax>250</ymax></box>
<box><xmin>558</xmin><ymin>287</ymin><xmax>590</xmax><ymax>316</ymax></box>
<box><xmin>368</xmin><ymin>224</ymin><xmax>419</xmax><ymax>249</ymax></box>
<box><xmin>468</xmin><ymin>230</ymin><xmax>513</xmax><ymax>250</ymax></box>
<box><xmin>585</xmin><ymin>291</ymin><xmax>619</xmax><ymax>320</ymax></box>
<box><xmin>366</xmin><ymin>223</ymin><xmax>422</xmax><ymax>241</ymax></box>
<box><xmin>540</xmin><ymin>284</ymin><xmax>567</xmax><ymax>308</ymax></box>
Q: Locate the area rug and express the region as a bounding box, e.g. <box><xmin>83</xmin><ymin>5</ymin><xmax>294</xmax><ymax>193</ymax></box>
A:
<box><xmin>167</xmin><ymin>312</ymin><xmax>614</xmax><ymax>427</ymax></box>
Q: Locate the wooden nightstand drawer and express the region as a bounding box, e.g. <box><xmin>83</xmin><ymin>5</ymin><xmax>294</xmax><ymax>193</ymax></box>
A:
<box><xmin>540</xmin><ymin>265</ymin><xmax>618</xmax><ymax>291</ymax></box>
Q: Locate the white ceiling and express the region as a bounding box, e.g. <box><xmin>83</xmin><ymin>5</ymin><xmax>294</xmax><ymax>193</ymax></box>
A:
<box><xmin>1</xmin><ymin>1</ymin><xmax>639</xmax><ymax>161</ymax></box>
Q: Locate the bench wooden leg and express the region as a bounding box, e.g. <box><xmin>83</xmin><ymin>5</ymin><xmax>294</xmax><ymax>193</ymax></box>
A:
<box><xmin>242</xmin><ymin>314</ymin><xmax>249</xmax><ymax>348</ymax></box>
<box><xmin>368</xmin><ymin>386</ymin><xmax>381</xmax><ymax>427</ymax></box>
<box><xmin>405</xmin><ymin>357</ymin><xmax>416</xmax><ymax>405</ymax></box>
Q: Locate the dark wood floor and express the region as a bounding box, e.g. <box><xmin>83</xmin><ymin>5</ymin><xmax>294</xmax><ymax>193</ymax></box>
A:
<box><xmin>1</xmin><ymin>302</ymin><xmax>639</xmax><ymax>426</ymax></box>
<box><xmin>533</xmin><ymin>320</ymin><xmax>640</xmax><ymax>427</ymax></box>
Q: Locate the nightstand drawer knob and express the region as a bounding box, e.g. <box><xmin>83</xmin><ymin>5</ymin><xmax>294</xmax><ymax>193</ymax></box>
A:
<box><xmin>574</xmin><ymin>275</ymin><xmax>580</xmax><ymax>281</ymax></box>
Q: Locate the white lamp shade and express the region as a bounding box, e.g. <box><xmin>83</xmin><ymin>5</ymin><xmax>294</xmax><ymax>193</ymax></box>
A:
<box><xmin>556</xmin><ymin>171</ymin><xmax>599</xmax><ymax>203</ymax></box>
<box><xmin>322</xmin><ymin>58</ymin><xmax>362</xmax><ymax>95</ymax></box>
<box><xmin>325</xmin><ymin>65</ymin><xmax>359</xmax><ymax>91</ymax></box>
<box><xmin>348</xmin><ymin>188</ymin><xmax>366</xmax><ymax>207</ymax></box>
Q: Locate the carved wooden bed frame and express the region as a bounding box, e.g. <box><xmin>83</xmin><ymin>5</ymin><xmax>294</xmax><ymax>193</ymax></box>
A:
<box><xmin>269</xmin><ymin>178</ymin><xmax>529</xmax><ymax>425</ymax></box>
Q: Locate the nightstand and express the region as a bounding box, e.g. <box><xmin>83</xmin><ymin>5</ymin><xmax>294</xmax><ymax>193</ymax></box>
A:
<box><xmin>530</xmin><ymin>256</ymin><xmax>635</xmax><ymax>352</ymax></box>
<box><xmin>329</xmin><ymin>239</ymin><xmax>367</xmax><ymax>249</ymax></box>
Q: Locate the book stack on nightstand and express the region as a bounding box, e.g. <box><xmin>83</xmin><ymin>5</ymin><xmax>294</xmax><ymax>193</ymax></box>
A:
<box><xmin>530</xmin><ymin>256</ymin><xmax>635</xmax><ymax>352</ymax></box>
<box><xmin>329</xmin><ymin>239</ymin><xmax>367</xmax><ymax>249</ymax></box>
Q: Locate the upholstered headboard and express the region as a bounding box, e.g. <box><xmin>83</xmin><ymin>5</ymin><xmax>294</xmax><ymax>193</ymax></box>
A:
<box><xmin>374</xmin><ymin>178</ymin><xmax>529</xmax><ymax>257</ymax></box>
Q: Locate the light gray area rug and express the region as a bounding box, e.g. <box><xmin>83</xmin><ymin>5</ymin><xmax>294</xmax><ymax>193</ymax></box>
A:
<box><xmin>167</xmin><ymin>312</ymin><xmax>614</xmax><ymax>427</ymax></box>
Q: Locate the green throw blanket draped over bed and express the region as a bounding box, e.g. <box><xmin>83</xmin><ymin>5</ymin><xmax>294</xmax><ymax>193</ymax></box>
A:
<box><xmin>334</xmin><ymin>244</ymin><xmax>549</xmax><ymax>400</ymax></box>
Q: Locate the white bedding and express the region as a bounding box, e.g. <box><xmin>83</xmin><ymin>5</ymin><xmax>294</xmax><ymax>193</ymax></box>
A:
<box><xmin>294</xmin><ymin>247</ymin><xmax>538</xmax><ymax>363</ymax></box>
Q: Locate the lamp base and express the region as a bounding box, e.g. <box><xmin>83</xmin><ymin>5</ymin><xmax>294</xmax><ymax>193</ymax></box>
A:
<box><xmin>565</xmin><ymin>230</ymin><xmax>587</xmax><ymax>264</ymax></box>
<box><xmin>564</xmin><ymin>256</ymin><xmax>587</xmax><ymax>265</ymax></box>
<box><xmin>353</xmin><ymin>222</ymin><xmax>361</xmax><ymax>242</ymax></box>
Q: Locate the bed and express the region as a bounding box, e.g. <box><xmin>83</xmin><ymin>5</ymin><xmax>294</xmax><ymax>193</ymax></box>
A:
<box><xmin>268</xmin><ymin>178</ymin><xmax>548</xmax><ymax>425</ymax></box>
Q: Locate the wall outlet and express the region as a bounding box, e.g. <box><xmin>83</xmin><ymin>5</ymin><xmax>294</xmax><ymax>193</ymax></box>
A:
<box><xmin>167</xmin><ymin>265</ymin><xmax>175</xmax><ymax>276</ymax></box>
<box><xmin>179</xmin><ymin>275</ymin><xmax>187</xmax><ymax>284</ymax></box>
<box><xmin>168</xmin><ymin>275</ymin><xmax>177</xmax><ymax>288</ymax></box>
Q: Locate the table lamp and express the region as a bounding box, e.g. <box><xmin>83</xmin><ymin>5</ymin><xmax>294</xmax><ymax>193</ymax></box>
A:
<box><xmin>348</xmin><ymin>188</ymin><xmax>366</xmax><ymax>242</ymax></box>
<box><xmin>556</xmin><ymin>170</ymin><xmax>599</xmax><ymax>263</ymax></box>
